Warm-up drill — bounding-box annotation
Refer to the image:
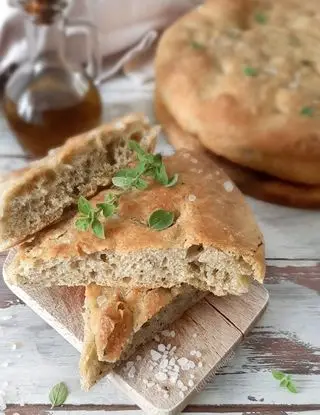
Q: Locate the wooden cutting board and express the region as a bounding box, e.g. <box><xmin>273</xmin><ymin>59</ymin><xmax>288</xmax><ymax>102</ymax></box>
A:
<box><xmin>3</xmin><ymin>259</ymin><xmax>269</xmax><ymax>415</ymax></box>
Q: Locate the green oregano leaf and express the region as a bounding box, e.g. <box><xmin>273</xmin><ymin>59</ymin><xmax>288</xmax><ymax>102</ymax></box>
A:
<box><xmin>243</xmin><ymin>66</ymin><xmax>259</xmax><ymax>77</ymax></box>
<box><xmin>78</xmin><ymin>196</ymin><xmax>92</xmax><ymax>216</ymax></box>
<box><xmin>272</xmin><ymin>370</ymin><xmax>298</xmax><ymax>394</ymax></box>
<box><xmin>92</xmin><ymin>218</ymin><xmax>105</xmax><ymax>239</ymax></box>
<box><xmin>166</xmin><ymin>173</ymin><xmax>179</xmax><ymax>188</ymax></box>
<box><xmin>300</xmin><ymin>106</ymin><xmax>314</xmax><ymax>117</ymax></box>
<box><xmin>148</xmin><ymin>209</ymin><xmax>175</xmax><ymax>231</ymax></box>
<box><xmin>75</xmin><ymin>217</ymin><xmax>90</xmax><ymax>232</ymax></box>
<box><xmin>112</xmin><ymin>141</ymin><xmax>178</xmax><ymax>191</ymax></box>
<box><xmin>255</xmin><ymin>12</ymin><xmax>267</xmax><ymax>24</ymax></box>
<box><xmin>49</xmin><ymin>382</ymin><xmax>68</xmax><ymax>408</ymax></box>
<box><xmin>271</xmin><ymin>370</ymin><xmax>286</xmax><ymax>380</ymax></box>
<box><xmin>191</xmin><ymin>40</ymin><xmax>205</xmax><ymax>50</ymax></box>
<box><xmin>287</xmin><ymin>382</ymin><xmax>298</xmax><ymax>394</ymax></box>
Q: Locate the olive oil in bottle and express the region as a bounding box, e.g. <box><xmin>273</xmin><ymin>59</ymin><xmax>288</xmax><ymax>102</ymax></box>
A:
<box><xmin>4</xmin><ymin>0</ymin><xmax>102</xmax><ymax>157</ymax></box>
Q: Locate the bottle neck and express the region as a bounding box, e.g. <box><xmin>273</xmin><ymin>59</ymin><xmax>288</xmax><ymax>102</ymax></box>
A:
<box><xmin>25</xmin><ymin>17</ymin><xmax>66</xmax><ymax>65</ymax></box>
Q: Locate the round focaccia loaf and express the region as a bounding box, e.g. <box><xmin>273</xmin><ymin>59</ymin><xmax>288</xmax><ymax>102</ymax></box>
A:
<box><xmin>155</xmin><ymin>0</ymin><xmax>320</xmax><ymax>185</ymax></box>
<box><xmin>154</xmin><ymin>91</ymin><xmax>320</xmax><ymax>209</ymax></box>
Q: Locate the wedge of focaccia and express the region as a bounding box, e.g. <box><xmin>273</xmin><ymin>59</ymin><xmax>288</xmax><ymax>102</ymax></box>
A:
<box><xmin>7</xmin><ymin>150</ymin><xmax>265</xmax><ymax>296</ymax></box>
<box><xmin>80</xmin><ymin>283</ymin><xmax>205</xmax><ymax>390</ymax></box>
<box><xmin>0</xmin><ymin>113</ymin><xmax>157</xmax><ymax>251</ymax></box>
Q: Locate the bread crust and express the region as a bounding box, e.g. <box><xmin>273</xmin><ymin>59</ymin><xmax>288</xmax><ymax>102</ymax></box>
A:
<box><xmin>155</xmin><ymin>0</ymin><xmax>320</xmax><ymax>184</ymax></box>
<box><xmin>6</xmin><ymin>150</ymin><xmax>265</xmax><ymax>293</ymax></box>
<box><xmin>154</xmin><ymin>89</ymin><xmax>320</xmax><ymax>209</ymax></box>
<box><xmin>0</xmin><ymin>113</ymin><xmax>157</xmax><ymax>251</ymax></box>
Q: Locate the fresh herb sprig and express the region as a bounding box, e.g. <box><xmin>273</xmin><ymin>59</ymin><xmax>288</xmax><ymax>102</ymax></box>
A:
<box><xmin>112</xmin><ymin>140</ymin><xmax>178</xmax><ymax>190</ymax></box>
<box><xmin>300</xmin><ymin>106</ymin><xmax>314</xmax><ymax>117</ymax></box>
<box><xmin>75</xmin><ymin>194</ymin><xmax>118</xmax><ymax>239</ymax></box>
<box><xmin>49</xmin><ymin>382</ymin><xmax>69</xmax><ymax>408</ymax></box>
<box><xmin>272</xmin><ymin>370</ymin><xmax>298</xmax><ymax>393</ymax></box>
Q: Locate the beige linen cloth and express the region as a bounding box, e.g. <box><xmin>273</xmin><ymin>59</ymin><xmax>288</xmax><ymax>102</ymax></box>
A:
<box><xmin>0</xmin><ymin>0</ymin><xmax>200</xmax><ymax>84</ymax></box>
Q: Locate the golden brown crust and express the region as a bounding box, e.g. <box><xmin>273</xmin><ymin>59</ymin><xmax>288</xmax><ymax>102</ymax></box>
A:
<box><xmin>8</xmin><ymin>150</ymin><xmax>265</xmax><ymax>289</ymax></box>
<box><xmin>155</xmin><ymin>91</ymin><xmax>320</xmax><ymax>209</ymax></box>
<box><xmin>155</xmin><ymin>0</ymin><xmax>320</xmax><ymax>184</ymax></box>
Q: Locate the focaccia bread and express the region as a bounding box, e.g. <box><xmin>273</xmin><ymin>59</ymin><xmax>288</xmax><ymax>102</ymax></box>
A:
<box><xmin>80</xmin><ymin>283</ymin><xmax>204</xmax><ymax>390</ymax></box>
<box><xmin>6</xmin><ymin>150</ymin><xmax>265</xmax><ymax>296</ymax></box>
<box><xmin>0</xmin><ymin>113</ymin><xmax>157</xmax><ymax>251</ymax></box>
<box><xmin>154</xmin><ymin>90</ymin><xmax>320</xmax><ymax>209</ymax></box>
<box><xmin>155</xmin><ymin>0</ymin><xmax>320</xmax><ymax>185</ymax></box>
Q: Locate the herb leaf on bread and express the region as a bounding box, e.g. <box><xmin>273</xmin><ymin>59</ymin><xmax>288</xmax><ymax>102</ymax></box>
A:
<box><xmin>148</xmin><ymin>209</ymin><xmax>175</xmax><ymax>231</ymax></box>
<box><xmin>112</xmin><ymin>140</ymin><xmax>178</xmax><ymax>190</ymax></box>
<box><xmin>75</xmin><ymin>194</ymin><xmax>118</xmax><ymax>238</ymax></box>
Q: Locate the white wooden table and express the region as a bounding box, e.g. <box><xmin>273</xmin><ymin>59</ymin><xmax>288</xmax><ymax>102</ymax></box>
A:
<box><xmin>0</xmin><ymin>77</ymin><xmax>319</xmax><ymax>415</ymax></box>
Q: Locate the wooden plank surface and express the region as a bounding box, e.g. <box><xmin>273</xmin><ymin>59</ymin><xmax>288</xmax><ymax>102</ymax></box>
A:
<box><xmin>3</xmin><ymin>409</ymin><xmax>320</xmax><ymax>415</ymax></box>
<box><xmin>2</xmin><ymin>256</ymin><xmax>269</xmax><ymax>415</ymax></box>
<box><xmin>0</xmin><ymin>260</ymin><xmax>319</xmax><ymax>412</ymax></box>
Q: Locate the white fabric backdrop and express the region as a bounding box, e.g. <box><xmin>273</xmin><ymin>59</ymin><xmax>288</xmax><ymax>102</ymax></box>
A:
<box><xmin>0</xmin><ymin>0</ymin><xmax>201</xmax><ymax>81</ymax></box>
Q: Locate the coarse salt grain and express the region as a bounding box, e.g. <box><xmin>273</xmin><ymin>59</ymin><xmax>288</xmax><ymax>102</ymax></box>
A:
<box><xmin>190</xmin><ymin>350</ymin><xmax>196</xmax><ymax>356</ymax></box>
<box><xmin>155</xmin><ymin>372</ymin><xmax>167</xmax><ymax>382</ymax></box>
<box><xmin>192</xmin><ymin>333</ymin><xmax>197</xmax><ymax>338</ymax></box>
<box><xmin>125</xmin><ymin>361</ymin><xmax>134</xmax><ymax>370</ymax></box>
<box><xmin>114</xmin><ymin>121</ymin><xmax>125</xmax><ymax>130</ymax></box>
<box><xmin>190</xmin><ymin>157</ymin><xmax>198</xmax><ymax>164</ymax></box>
<box><xmin>177</xmin><ymin>380</ymin><xmax>184</xmax><ymax>389</ymax></box>
<box><xmin>198</xmin><ymin>362</ymin><xmax>203</xmax><ymax>368</ymax></box>
<box><xmin>188</xmin><ymin>194</ymin><xmax>197</xmax><ymax>202</ymax></box>
<box><xmin>151</xmin><ymin>350</ymin><xmax>162</xmax><ymax>361</ymax></box>
<box><xmin>136</xmin><ymin>355</ymin><xmax>142</xmax><ymax>361</ymax></box>
<box><xmin>166</xmin><ymin>343</ymin><xmax>171</xmax><ymax>350</ymax></box>
<box><xmin>190</xmin><ymin>374</ymin><xmax>195</xmax><ymax>379</ymax></box>
<box><xmin>179</xmin><ymin>391</ymin><xmax>185</xmax><ymax>398</ymax></box>
<box><xmin>0</xmin><ymin>316</ymin><xmax>12</xmax><ymax>321</ymax></box>
<box><xmin>13</xmin><ymin>412</ymin><xmax>20</xmax><ymax>415</ymax></box>
<box><xmin>264</xmin><ymin>66</ymin><xmax>278</xmax><ymax>76</ymax></box>
<box><xmin>195</xmin><ymin>351</ymin><xmax>202</xmax><ymax>358</ymax></box>
<box><xmin>188</xmin><ymin>380</ymin><xmax>195</xmax><ymax>387</ymax></box>
<box><xmin>161</xmin><ymin>330</ymin><xmax>171</xmax><ymax>337</ymax></box>
<box><xmin>158</xmin><ymin>344</ymin><xmax>166</xmax><ymax>353</ymax></box>
<box><xmin>182</xmin><ymin>386</ymin><xmax>188</xmax><ymax>392</ymax></box>
<box><xmin>154</xmin><ymin>334</ymin><xmax>160</xmax><ymax>342</ymax></box>
<box><xmin>147</xmin><ymin>381</ymin><xmax>155</xmax><ymax>388</ymax></box>
<box><xmin>143</xmin><ymin>379</ymin><xmax>148</xmax><ymax>385</ymax></box>
<box><xmin>96</xmin><ymin>295</ymin><xmax>108</xmax><ymax>308</ymax></box>
<box><xmin>223</xmin><ymin>181</ymin><xmax>234</xmax><ymax>192</ymax></box>
<box><xmin>170</xmin><ymin>331</ymin><xmax>176</xmax><ymax>338</ymax></box>
<box><xmin>11</xmin><ymin>343</ymin><xmax>17</xmax><ymax>351</ymax></box>
<box><xmin>160</xmin><ymin>359</ymin><xmax>169</xmax><ymax>369</ymax></box>
<box><xmin>128</xmin><ymin>366</ymin><xmax>136</xmax><ymax>379</ymax></box>
<box><xmin>164</xmin><ymin>392</ymin><xmax>169</xmax><ymax>399</ymax></box>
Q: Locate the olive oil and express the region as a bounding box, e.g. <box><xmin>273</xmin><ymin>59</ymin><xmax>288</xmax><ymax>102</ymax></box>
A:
<box><xmin>4</xmin><ymin>0</ymin><xmax>102</xmax><ymax>157</ymax></box>
<box><xmin>4</xmin><ymin>68</ymin><xmax>102</xmax><ymax>157</ymax></box>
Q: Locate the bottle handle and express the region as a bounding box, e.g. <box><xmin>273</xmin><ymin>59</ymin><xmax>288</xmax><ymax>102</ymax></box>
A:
<box><xmin>65</xmin><ymin>19</ymin><xmax>101</xmax><ymax>84</ymax></box>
